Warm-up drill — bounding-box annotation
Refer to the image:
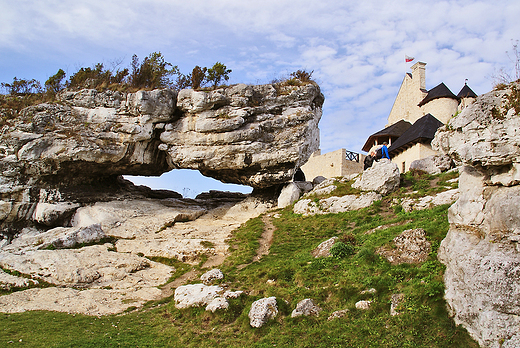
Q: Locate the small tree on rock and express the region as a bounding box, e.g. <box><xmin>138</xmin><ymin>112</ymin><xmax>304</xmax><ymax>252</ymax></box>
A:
<box><xmin>45</xmin><ymin>69</ymin><xmax>66</xmax><ymax>94</ymax></box>
<box><xmin>191</xmin><ymin>66</ymin><xmax>207</xmax><ymax>90</ymax></box>
<box><xmin>207</xmin><ymin>62</ymin><xmax>232</xmax><ymax>88</ymax></box>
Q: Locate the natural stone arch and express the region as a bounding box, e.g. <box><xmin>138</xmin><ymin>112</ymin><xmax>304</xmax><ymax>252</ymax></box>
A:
<box><xmin>0</xmin><ymin>82</ymin><xmax>323</xmax><ymax>233</ymax></box>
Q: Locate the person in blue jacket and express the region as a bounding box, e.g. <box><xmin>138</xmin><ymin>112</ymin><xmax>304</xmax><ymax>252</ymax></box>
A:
<box><xmin>381</xmin><ymin>142</ymin><xmax>390</xmax><ymax>159</ymax></box>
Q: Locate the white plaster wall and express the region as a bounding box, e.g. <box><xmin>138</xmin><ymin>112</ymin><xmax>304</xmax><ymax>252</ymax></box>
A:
<box><xmin>388</xmin><ymin>63</ymin><xmax>427</xmax><ymax>126</ymax></box>
<box><xmin>391</xmin><ymin>143</ymin><xmax>438</xmax><ymax>173</ymax></box>
<box><xmin>421</xmin><ymin>98</ymin><xmax>458</xmax><ymax>124</ymax></box>
<box><xmin>301</xmin><ymin>148</ymin><xmax>363</xmax><ymax>180</ymax></box>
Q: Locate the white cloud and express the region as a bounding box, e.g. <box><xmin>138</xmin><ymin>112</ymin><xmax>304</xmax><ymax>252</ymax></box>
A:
<box><xmin>1</xmin><ymin>0</ymin><xmax>520</xmax><ymax>190</ymax></box>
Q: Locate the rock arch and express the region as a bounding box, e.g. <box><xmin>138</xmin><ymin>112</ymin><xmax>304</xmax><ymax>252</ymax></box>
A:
<box><xmin>0</xmin><ymin>82</ymin><xmax>323</xmax><ymax>233</ymax></box>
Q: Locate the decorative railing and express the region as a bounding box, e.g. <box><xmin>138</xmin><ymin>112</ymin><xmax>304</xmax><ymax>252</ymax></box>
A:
<box><xmin>345</xmin><ymin>150</ymin><xmax>360</xmax><ymax>162</ymax></box>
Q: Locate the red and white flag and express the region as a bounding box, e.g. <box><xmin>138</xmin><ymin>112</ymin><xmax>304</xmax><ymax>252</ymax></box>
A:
<box><xmin>405</xmin><ymin>55</ymin><xmax>414</xmax><ymax>63</ymax></box>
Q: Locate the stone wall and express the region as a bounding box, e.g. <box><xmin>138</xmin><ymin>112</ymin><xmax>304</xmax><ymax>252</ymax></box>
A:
<box><xmin>300</xmin><ymin>148</ymin><xmax>364</xmax><ymax>181</ymax></box>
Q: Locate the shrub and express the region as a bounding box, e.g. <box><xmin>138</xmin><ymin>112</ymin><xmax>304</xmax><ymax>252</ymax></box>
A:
<box><xmin>206</xmin><ymin>62</ymin><xmax>232</xmax><ymax>88</ymax></box>
<box><xmin>330</xmin><ymin>241</ymin><xmax>355</xmax><ymax>258</ymax></box>
<box><xmin>1</xmin><ymin>77</ymin><xmax>42</xmax><ymax>95</ymax></box>
<box><xmin>290</xmin><ymin>69</ymin><xmax>313</xmax><ymax>82</ymax></box>
<box><xmin>130</xmin><ymin>52</ymin><xmax>179</xmax><ymax>89</ymax></box>
<box><xmin>191</xmin><ymin>65</ymin><xmax>207</xmax><ymax>90</ymax></box>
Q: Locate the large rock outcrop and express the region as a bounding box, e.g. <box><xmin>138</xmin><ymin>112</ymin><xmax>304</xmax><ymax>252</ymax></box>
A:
<box><xmin>0</xmin><ymin>82</ymin><xmax>323</xmax><ymax>233</ymax></box>
<box><xmin>433</xmin><ymin>82</ymin><xmax>520</xmax><ymax>348</ymax></box>
<box><xmin>0</xmin><ymin>81</ymin><xmax>321</xmax><ymax>315</ymax></box>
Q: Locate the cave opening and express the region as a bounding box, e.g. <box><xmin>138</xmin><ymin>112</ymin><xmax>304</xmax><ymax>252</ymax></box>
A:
<box><xmin>124</xmin><ymin>169</ymin><xmax>253</xmax><ymax>199</ymax></box>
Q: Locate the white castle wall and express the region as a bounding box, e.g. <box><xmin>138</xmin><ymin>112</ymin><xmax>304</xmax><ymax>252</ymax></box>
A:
<box><xmin>421</xmin><ymin>98</ymin><xmax>459</xmax><ymax>124</ymax></box>
<box><xmin>387</xmin><ymin>62</ymin><xmax>427</xmax><ymax>126</ymax></box>
<box><xmin>301</xmin><ymin>149</ymin><xmax>364</xmax><ymax>180</ymax></box>
<box><xmin>391</xmin><ymin>142</ymin><xmax>437</xmax><ymax>173</ymax></box>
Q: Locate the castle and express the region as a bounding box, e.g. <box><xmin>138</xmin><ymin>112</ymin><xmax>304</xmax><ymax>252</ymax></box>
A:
<box><xmin>301</xmin><ymin>61</ymin><xmax>477</xmax><ymax>179</ymax></box>
<box><xmin>362</xmin><ymin>61</ymin><xmax>477</xmax><ymax>172</ymax></box>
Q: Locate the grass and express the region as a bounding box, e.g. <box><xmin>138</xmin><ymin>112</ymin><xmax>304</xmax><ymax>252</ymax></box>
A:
<box><xmin>0</xmin><ymin>171</ymin><xmax>478</xmax><ymax>347</ymax></box>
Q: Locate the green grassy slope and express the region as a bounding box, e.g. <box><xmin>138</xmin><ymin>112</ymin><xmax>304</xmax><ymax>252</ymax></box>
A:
<box><xmin>0</xmin><ymin>170</ymin><xmax>478</xmax><ymax>347</ymax></box>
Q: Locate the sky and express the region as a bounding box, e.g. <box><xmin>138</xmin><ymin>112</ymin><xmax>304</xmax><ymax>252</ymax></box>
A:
<box><xmin>1</xmin><ymin>0</ymin><xmax>519</xmax><ymax>197</ymax></box>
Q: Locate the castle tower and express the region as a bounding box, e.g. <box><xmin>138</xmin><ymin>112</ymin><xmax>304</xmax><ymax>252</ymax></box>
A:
<box><xmin>387</xmin><ymin>62</ymin><xmax>428</xmax><ymax>126</ymax></box>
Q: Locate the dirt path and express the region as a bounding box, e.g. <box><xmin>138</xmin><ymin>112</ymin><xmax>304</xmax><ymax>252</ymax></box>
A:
<box><xmin>237</xmin><ymin>213</ymin><xmax>276</xmax><ymax>270</ymax></box>
<box><xmin>253</xmin><ymin>214</ymin><xmax>275</xmax><ymax>262</ymax></box>
<box><xmin>162</xmin><ymin>213</ymin><xmax>277</xmax><ymax>296</ymax></box>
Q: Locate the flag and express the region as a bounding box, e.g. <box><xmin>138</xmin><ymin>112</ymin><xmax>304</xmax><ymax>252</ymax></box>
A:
<box><xmin>405</xmin><ymin>55</ymin><xmax>414</xmax><ymax>63</ymax></box>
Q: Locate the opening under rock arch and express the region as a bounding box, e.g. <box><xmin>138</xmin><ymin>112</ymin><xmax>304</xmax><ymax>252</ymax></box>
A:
<box><xmin>125</xmin><ymin>169</ymin><xmax>253</xmax><ymax>199</ymax></box>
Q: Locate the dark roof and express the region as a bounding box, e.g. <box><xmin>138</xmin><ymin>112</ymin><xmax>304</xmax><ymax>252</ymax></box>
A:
<box><xmin>362</xmin><ymin>120</ymin><xmax>412</xmax><ymax>152</ymax></box>
<box><xmin>388</xmin><ymin>114</ymin><xmax>443</xmax><ymax>154</ymax></box>
<box><xmin>418</xmin><ymin>82</ymin><xmax>457</xmax><ymax>107</ymax></box>
<box><xmin>457</xmin><ymin>83</ymin><xmax>477</xmax><ymax>98</ymax></box>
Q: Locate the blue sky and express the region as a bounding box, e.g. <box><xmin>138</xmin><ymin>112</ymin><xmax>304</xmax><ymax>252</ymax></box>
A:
<box><xmin>1</xmin><ymin>0</ymin><xmax>519</xmax><ymax>197</ymax></box>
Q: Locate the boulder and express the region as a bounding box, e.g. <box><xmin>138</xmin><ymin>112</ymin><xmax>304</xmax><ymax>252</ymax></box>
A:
<box><xmin>304</xmin><ymin>178</ymin><xmax>337</xmax><ymax>197</ymax></box>
<box><xmin>327</xmin><ymin>309</ymin><xmax>349</xmax><ymax>321</ymax></box>
<box><xmin>293</xmin><ymin>192</ymin><xmax>381</xmax><ymax>216</ymax></box>
<box><xmin>291</xmin><ymin>298</ymin><xmax>322</xmax><ymax>318</ymax></box>
<box><xmin>311</xmin><ymin>237</ymin><xmax>338</xmax><ymax>258</ymax></box>
<box><xmin>355</xmin><ymin>300</ymin><xmax>372</xmax><ymax>310</ymax></box>
<box><xmin>39</xmin><ymin>224</ymin><xmax>106</xmax><ymax>250</ymax></box>
<box><xmin>277</xmin><ymin>183</ymin><xmax>302</xmax><ymax>208</ymax></box>
<box><xmin>390</xmin><ymin>293</ymin><xmax>405</xmax><ymax>316</ymax></box>
<box><xmin>200</xmin><ymin>268</ymin><xmax>224</xmax><ymax>285</ymax></box>
<box><xmin>409</xmin><ymin>154</ymin><xmax>453</xmax><ymax>174</ymax></box>
<box><xmin>377</xmin><ymin>228</ymin><xmax>431</xmax><ymax>265</ymax></box>
<box><xmin>352</xmin><ymin>159</ymin><xmax>400</xmax><ymax>195</ymax></box>
<box><xmin>312</xmin><ymin>176</ymin><xmax>327</xmax><ymax>186</ymax></box>
<box><xmin>174</xmin><ymin>283</ymin><xmax>223</xmax><ymax>309</ymax></box>
<box><xmin>248</xmin><ymin>296</ymin><xmax>278</xmax><ymax>328</ymax></box>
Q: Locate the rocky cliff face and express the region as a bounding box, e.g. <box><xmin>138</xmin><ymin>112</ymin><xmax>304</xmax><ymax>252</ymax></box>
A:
<box><xmin>0</xmin><ymin>82</ymin><xmax>323</xmax><ymax>233</ymax></box>
<box><xmin>433</xmin><ymin>82</ymin><xmax>520</xmax><ymax>348</ymax></box>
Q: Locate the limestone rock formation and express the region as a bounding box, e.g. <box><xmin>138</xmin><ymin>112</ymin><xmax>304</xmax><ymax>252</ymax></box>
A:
<box><xmin>174</xmin><ymin>283</ymin><xmax>224</xmax><ymax>309</ymax></box>
<box><xmin>248</xmin><ymin>296</ymin><xmax>278</xmax><ymax>328</ymax></box>
<box><xmin>434</xmin><ymin>82</ymin><xmax>520</xmax><ymax>348</ymax></box>
<box><xmin>409</xmin><ymin>154</ymin><xmax>453</xmax><ymax>174</ymax></box>
<box><xmin>162</xmin><ymin>84</ymin><xmax>324</xmax><ymax>188</ymax></box>
<box><xmin>377</xmin><ymin>228</ymin><xmax>431</xmax><ymax>265</ymax></box>
<box><xmin>0</xmin><ymin>191</ymin><xmax>269</xmax><ymax>315</ymax></box>
<box><xmin>0</xmin><ymin>82</ymin><xmax>323</xmax><ymax>234</ymax></box>
<box><xmin>291</xmin><ymin>298</ymin><xmax>322</xmax><ymax>318</ymax></box>
<box><xmin>293</xmin><ymin>192</ymin><xmax>381</xmax><ymax>216</ymax></box>
<box><xmin>352</xmin><ymin>159</ymin><xmax>400</xmax><ymax>195</ymax></box>
<box><xmin>400</xmin><ymin>188</ymin><xmax>459</xmax><ymax>213</ymax></box>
